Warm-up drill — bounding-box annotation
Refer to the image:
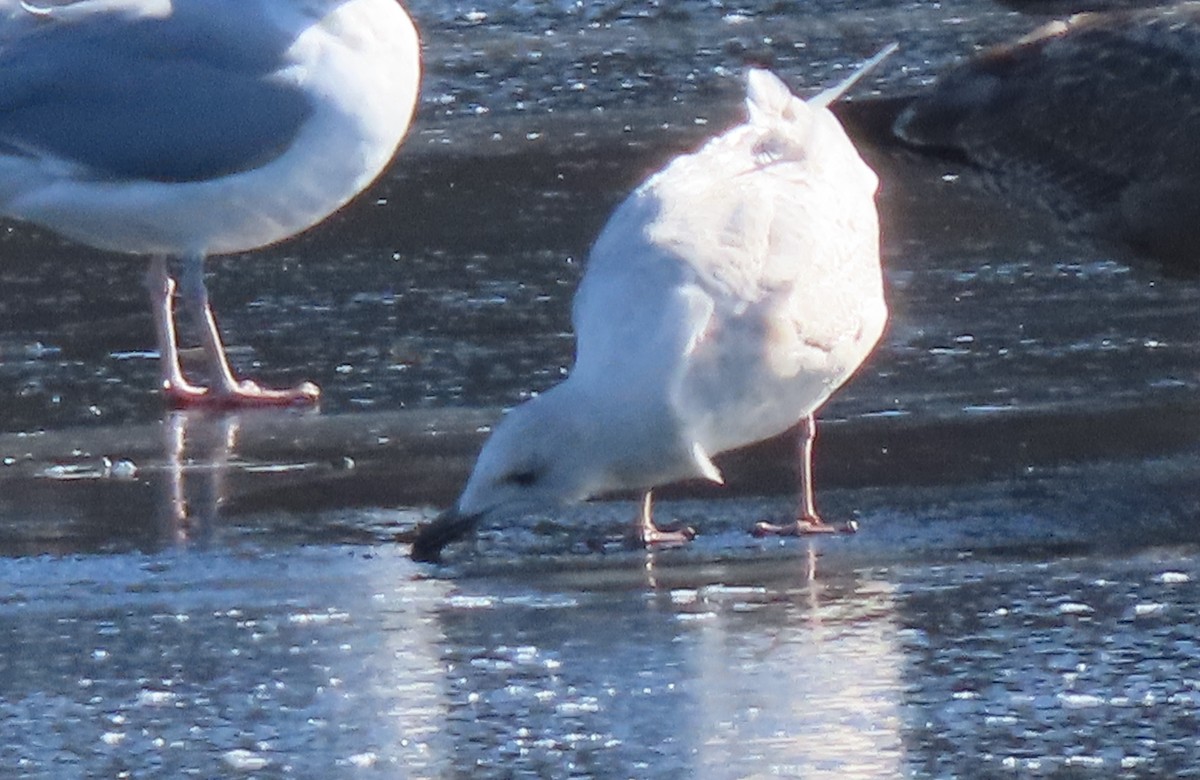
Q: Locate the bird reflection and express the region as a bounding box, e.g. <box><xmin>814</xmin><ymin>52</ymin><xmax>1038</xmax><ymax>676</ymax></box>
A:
<box><xmin>418</xmin><ymin>561</ymin><xmax>905</xmax><ymax>777</ymax></box>
<box><xmin>688</xmin><ymin>575</ymin><xmax>905</xmax><ymax>777</ymax></box>
<box><xmin>158</xmin><ymin>410</ymin><xmax>239</xmax><ymax>545</ymax></box>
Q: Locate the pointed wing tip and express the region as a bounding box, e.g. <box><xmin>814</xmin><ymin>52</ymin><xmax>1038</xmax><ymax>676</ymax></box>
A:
<box><xmin>745</xmin><ymin>42</ymin><xmax>898</xmax><ymax>116</ymax></box>
<box><xmin>20</xmin><ymin>1</ymin><xmax>52</xmax><ymax>16</ymax></box>
<box><xmin>808</xmin><ymin>42</ymin><xmax>900</xmax><ymax>108</ymax></box>
<box><xmin>691</xmin><ymin>442</ymin><xmax>725</xmax><ymax>485</ymax></box>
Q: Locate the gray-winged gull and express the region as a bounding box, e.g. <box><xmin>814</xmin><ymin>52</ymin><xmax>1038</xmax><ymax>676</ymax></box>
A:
<box><xmin>411</xmin><ymin>46</ymin><xmax>895</xmax><ymax>562</ymax></box>
<box><xmin>0</xmin><ymin>0</ymin><xmax>421</xmax><ymax>406</ymax></box>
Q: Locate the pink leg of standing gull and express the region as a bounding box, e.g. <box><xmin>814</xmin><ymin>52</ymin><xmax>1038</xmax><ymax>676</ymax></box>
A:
<box><xmin>147</xmin><ymin>255</ymin><xmax>319</xmax><ymax>409</ymax></box>
<box><xmin>752</xmin><ymin>415</ymin><xmax>857</xmax><ymax>536</ymax></box>
<box><xmin>629</xmin><ymin>490</ymin><xmax>696</xmax><ymax>547</ymax></box>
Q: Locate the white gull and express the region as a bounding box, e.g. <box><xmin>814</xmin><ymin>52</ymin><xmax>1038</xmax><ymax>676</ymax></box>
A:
<box><xmin>412</xmin><ymin>46</ymin><xmax>895</xmax><ymax>562</ymax></box>
<box><xmin>0</xmin><ymin>0</ymin><xmax>420</xmax><ymax>407</ymax></box>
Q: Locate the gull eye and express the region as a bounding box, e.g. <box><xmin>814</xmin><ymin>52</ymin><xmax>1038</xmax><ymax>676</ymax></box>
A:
<box><xmin>503</xmin><ymin>469</ymin><xmax>540</xmax><ymax>488</ymax></box>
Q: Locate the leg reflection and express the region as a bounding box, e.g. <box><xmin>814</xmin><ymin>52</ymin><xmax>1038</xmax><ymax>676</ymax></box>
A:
<box><xmin>160</xmin><ymin>410</ymin><xmax>239</xmax><ymax>544</ymax></box>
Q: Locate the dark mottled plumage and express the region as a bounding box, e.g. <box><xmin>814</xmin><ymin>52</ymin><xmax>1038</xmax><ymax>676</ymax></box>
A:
<box><xmin>895</xmin><ymin>4</ymin><xmax>1200</xmax><ymax>272</ymax></box>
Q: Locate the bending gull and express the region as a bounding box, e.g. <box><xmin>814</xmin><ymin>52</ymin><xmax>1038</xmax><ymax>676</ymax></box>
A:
<box><xmin>0</xmin><ymin>0</ymin><xmax>421</xmax><ymax>406</ymax></box>
<box><xmin>411</xmin><ymin>46</ymin><xmax>895</xmax><ymax>562</ymax></box>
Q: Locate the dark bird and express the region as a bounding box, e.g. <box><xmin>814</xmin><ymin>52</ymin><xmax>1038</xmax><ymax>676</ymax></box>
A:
<box><xmin>893</xmin><ymin>4</ymin><xmax>1200</xmax><ymax>274</ymax></box>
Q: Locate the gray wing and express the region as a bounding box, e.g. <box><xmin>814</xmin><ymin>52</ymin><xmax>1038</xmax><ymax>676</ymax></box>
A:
<box><xmin>0</xmin><ymin>3</ymin><xmax>313</xmax><ymax>182</ymax></box>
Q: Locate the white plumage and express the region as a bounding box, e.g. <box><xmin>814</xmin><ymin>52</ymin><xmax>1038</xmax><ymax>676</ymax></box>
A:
<box><xmin>413</xmin><ymin>47</ymin><xmax>893</xmax><ymax>561</ymax></box>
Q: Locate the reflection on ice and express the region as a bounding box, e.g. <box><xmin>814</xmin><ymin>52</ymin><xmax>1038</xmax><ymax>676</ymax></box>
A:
<box><xmin>687</xmin><ymin>576</ymin><xmax>904</xmax><ymax>778</ymax></box>
<box><xmin>4</xmin><ymin>539</ymin><xmax>1200</xmax><ymax>776</ymax></box>
<box><xmin>419</xmin><ymin>560</ymin><xmax>906</xmax><ymax>777</ymax></box>
<box><xmin>157</xmin><ymin>411</ymin><xmax>238</xmax><ymax>545</ymax></box>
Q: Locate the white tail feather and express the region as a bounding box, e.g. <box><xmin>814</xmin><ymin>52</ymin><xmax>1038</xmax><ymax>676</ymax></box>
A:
<box><xmin>808</xmin><ymin>42</ymin><xmax>899</xmax><ymax>108</ymax></box>
<box><xmin>744</xmin><ymin>42</ymin><xmax>898</xmax><ymax>129</ymax></box>
<box><xmin>745</xmin><ymin>68</ymin><xmax>797</xmax><ymax>126</ymax></box>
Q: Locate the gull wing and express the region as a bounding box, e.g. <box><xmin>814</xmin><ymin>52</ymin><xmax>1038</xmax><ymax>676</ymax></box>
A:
<box><xmin>0</xmin><ymin>1</ymin><xmax>312</xmax><ymax>182</ymax></box>
<box><xmin>575</xmin><ymin>59</ymin><xmax>888</xmax><ymax>456</ymax></box>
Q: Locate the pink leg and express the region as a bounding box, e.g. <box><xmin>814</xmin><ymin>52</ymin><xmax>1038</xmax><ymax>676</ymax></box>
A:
<box><xmin>752</xmin><ymin>416</ymin><xmax>857</xmax><ymax>537</ymax></box>
<box><xmin>172</xmin><ymin>255</ymin><xmax>319</xmax><ymax>409</ymax></box>
<box><xmin>630</xmin><ymin>490</ymin><xmax>696</xmax><ymax>547</ymax></box>
<box><xmin>146</xmin><ymin>256</ymin><xmax>209</xmax><ymax>403</ymax></box>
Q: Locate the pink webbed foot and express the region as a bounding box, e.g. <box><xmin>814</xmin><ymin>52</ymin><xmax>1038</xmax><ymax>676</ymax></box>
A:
<box><xmin>752</xmin><ymin>515</ymin><xmax>858</xmax><ymax>537</ymax></box>
<box><xmin>164</xmin><ymin>380</ymin><xmax>320</xmax><ymax>410</ymax></box>
<box><xmin>632</xmin><ymin>523</ymin><xmax>697</xmax><ymax>548</ymax></box>
<box><xmin>626</xmin><ymin>491</ymin><xmax>696</xmax><ymax>549</ymax></box>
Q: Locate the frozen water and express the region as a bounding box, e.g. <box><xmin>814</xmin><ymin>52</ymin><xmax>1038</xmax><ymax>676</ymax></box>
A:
<box><xmin>1</xmin><ymin>1</ymin><xmax>1200</xmax><ymax>777</ymax></box>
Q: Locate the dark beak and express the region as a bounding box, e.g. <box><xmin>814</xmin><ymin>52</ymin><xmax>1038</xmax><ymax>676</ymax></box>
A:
<box><xmin>409</xmin><ymin>507</ymin><xmax>481</xmax><ymax>563</ymax></box>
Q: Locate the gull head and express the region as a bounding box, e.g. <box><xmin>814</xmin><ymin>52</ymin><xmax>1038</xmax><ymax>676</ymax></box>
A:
<box><xmin>411</xmin><ymin>391</ymin><xmax>604</xmax><ymax>562</ymax></box>
<box><xmin>459</xmin><ymin>395</ymin><xmax>598</xmax><ymax>516</ymax></box>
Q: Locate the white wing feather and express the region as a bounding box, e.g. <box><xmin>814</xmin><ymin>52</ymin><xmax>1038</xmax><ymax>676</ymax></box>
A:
<box><xmin>573</xmin><ymin>53</ymin><xmax>890</xmax><ymax>460</ymax></box>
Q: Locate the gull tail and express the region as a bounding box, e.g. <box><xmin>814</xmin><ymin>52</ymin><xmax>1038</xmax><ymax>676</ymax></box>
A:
<box><xmin>746</xmin><ymin>43</ymin><xmax>897</xmax><ymax>126</ymax></box>
<box><xmin>808</xmin><ymin>43</ymin><xmax>899</xmax><ymax>109</ymax></box>
<box><xmin>743</xmin><ymin>43</ymin><xmax>897</xmax><ymax>166</ymax></box>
